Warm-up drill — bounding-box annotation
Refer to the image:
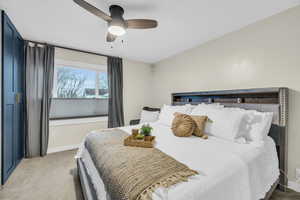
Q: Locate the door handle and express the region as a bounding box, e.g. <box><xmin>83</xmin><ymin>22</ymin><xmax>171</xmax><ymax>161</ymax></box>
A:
<box><xmin>15</xmin><ymin>93</ymin><xmax>21</xmax><ymax>104</ymax></box>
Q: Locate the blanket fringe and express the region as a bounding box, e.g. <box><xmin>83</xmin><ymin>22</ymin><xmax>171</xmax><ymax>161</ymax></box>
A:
<box><xmin>136</xmin><ymin>170</ymin><xmax>198</xmax><ymax>200</ymax></box>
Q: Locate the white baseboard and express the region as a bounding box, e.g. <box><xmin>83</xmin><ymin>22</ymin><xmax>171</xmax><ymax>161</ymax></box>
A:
<box><xmin>47</xmin><ymin>144</ymin><xmax>80</xmax><ymax>154</ymax></box>
<box><xmin>288</xmin><ymin>181</ymin><xmax>300</xmax><ymax>192</ymax></box>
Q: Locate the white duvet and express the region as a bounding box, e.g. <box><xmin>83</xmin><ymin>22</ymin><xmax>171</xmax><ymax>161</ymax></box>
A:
<box><xmin>77</xmin><ymin>122</ymin><xmax>279</xmax><ymax>200</ymax></box>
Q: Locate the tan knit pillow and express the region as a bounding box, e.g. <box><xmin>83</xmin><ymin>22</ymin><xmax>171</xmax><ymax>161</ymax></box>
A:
<box><xmin>171</xmin><ymin>113</ymin><xmax>195</xmax><ymax>137</ymax></box>
<box><xmin>190</xmin><ymin>115</ymin><xmax>208</xmax><ymax>138</ymax></box>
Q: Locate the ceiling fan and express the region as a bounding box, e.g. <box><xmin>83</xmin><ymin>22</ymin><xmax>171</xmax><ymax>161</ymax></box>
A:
<box><xmin>73</xmin><ymin>0</ymin><xmax>158</xmax><ymax>42</ymax></box>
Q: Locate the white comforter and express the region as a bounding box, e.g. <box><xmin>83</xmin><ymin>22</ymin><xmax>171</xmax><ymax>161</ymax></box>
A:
<box><xmin>77</xmin><ymin>122</ymin><xmax>279</xmax><ymax>200</ymax></box>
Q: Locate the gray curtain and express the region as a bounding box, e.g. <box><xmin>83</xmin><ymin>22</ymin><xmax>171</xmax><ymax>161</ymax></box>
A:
<box><xmin>25</xmin><ymin>42</ymin><xmax>55</xmax><ymax>157</ymax></box>
<box><xmin>108</xmin><ymin>56</ymin><xmax>124</xmax><ymax>128</ymax></box>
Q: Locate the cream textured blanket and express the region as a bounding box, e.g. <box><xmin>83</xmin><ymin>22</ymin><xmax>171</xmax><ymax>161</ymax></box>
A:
<box><xmin>84</xmin><ymin>129</ymin><xmax>198</xmax><ymax>200</ymax></box>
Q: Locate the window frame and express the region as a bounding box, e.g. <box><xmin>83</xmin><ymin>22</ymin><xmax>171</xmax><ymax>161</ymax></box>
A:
<box><xmin>50</xmin><ymin>59</ymin><xmax>108</xmax><ymax>120</ymax></box>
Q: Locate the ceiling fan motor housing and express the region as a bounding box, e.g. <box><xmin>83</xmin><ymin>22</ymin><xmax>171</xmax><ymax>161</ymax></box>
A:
<box><xmin>109</xmin><ymin>5</ymin><xmax>124</xmax><ymax>17</ymax></box>
<box><xmin>108</xmin><ymin>5</ymin><xmax>127</xmax><ymax>29</ymax></box>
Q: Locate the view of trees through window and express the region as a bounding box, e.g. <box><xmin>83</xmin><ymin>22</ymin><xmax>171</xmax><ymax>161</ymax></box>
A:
<box><xmin>54</xmin><ymin>65</ymin><xmax>108</xmax><ymax>98</ymax></box>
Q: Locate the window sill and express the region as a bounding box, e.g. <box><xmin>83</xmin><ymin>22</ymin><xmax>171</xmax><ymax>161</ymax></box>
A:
<box><xmin>49</xmin><ymin>116</ymin><xmax>108</xmax><ymax>126</ymax></box>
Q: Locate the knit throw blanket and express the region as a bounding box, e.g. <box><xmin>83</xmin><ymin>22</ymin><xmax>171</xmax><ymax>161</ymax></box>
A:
<box><xmin>84</xmin><ymin>129</ymin><xmax>198</xmax><ymax>200</ymax></box>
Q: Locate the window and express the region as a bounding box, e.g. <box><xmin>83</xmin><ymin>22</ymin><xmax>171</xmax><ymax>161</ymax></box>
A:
<box><xmin>53</xmin><ymin>64</ymin><xmax>108</xmax><ymax>99</ymax></box>
<box><xmin>50</xmin><ymin>59</ymin><xmax>108</xmax><ymax>119</ymax></box>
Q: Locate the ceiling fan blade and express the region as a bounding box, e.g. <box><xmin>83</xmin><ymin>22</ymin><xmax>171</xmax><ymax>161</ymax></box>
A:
<box><xmin>73</xmin><ymin>0</ymin><xmax>112</xmax><ymax>22</ymax></box>
<box><xmin>106</xmin><ymin>32</ymin><xmax>117</xmax><ymax>42</ymax></box>
<box><xmin>126</xmin><ymin>19</ymin><xmax>158</xmax><ymax>29</ymax></box>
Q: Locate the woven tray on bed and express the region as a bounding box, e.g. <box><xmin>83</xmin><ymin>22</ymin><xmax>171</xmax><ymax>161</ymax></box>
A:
<box><xmin>124</xmin><ymin>135</ymin><xmax>156</xmax><ymax>148</ymax></box>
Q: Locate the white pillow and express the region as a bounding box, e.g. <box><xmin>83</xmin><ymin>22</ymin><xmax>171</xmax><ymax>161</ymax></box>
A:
<box><xmin>157</xmin><ymin>104</ymin><xmax>192</xmax><ymax>126</ymax></box>
<box><xmin>140</xmin><ymin>110</ymin><xmax>160</xmax><ymax>124</ymax></box>
<box><xmin>243</xmin><ymin>110</ymin><xmax>273</xmax><ymax>144</ymax></box>
<box><xmin>225</xmin><ymin>107</ymin><xmax>274</xmax><ymax>145</ymax></box>
<box><xmin>192</xmin><ymin>106</ymin><xmax>245</xmax><ymax>141</ymax></box>
<box><xmin>186</xmin><ymin>103</ymin><xmax>224</xmax><ymax>111</ymax></box>
<box><xmin>204</xmin><ymin>103</ymin><xmax>225</xmax><ymax>108</ymax></box>
<box><xmin>190</xmin><ymin>103</ymin><xmax>224</xmax><ymax>115</ymax></box>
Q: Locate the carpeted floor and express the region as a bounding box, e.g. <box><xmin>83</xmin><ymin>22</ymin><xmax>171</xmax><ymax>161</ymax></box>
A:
<box><xmin>0</xmin><ymin>150</ymin><xmax>83</xmax><ymax>200</ymax></box>
<box><xmin>0</xmin><ymin>150</ymin><xmax>299</xmax><ymax>200</ymax></box>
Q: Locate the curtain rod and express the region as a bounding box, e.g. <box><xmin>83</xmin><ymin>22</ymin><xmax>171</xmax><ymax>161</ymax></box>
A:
<box><xmin>25</xmin><ymin>39</ymin><xmax>109</xmax><ymax>58</ymax></box>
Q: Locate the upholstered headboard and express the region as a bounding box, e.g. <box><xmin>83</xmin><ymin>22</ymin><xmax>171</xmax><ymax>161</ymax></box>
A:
<box><xmin>172</xmin><ymin>87</ymin><xmax>288</xmax><ymax>190</ymax></box>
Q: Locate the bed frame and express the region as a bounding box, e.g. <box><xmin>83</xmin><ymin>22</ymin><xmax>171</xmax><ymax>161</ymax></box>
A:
<box><xmin>172</xmin><ymin>87</ymin><xmax>289</xmax><ymax>197</ymax></box>
<box><xmin>77</xmin><ymin>87</ymin><xmax>288</xmax><ymax>200</ymax></box>
<box><xmin>77</xmin><ymin>159</ymin><xmax>98</xmax><ymax>200</ymax></box>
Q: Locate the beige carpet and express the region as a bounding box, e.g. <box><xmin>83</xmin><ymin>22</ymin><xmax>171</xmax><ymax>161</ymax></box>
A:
<box><xmin>0</xmin><ymin>150</ymin><xmax>83</xmax><ymax>200</ymax></box>
<box><xmin>0</xmin><ymin>150</ymin><xmax>299</xmax><ymax>200</ymax></box>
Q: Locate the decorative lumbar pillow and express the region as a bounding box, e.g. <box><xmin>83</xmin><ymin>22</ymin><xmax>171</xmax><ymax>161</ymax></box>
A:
<box><xmin>171</xmin><ymin>112</ymin><xmax>195</xmax><ymax>137</ymax></box>
<box><xmin>190</xmin><ymin>115</ymin><xmax>208</xmax><ymax>138</ymax></box>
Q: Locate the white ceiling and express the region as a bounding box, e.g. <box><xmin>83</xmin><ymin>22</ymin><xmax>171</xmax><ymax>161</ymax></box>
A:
<box><xmin>1</xmin><ymin>0</ymin><xmax>300</xmax><ymax>63</ymax></box>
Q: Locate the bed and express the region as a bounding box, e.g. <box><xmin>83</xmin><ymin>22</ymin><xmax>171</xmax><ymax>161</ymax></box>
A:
<box><xmin>77</xmin><ymin>87</ymin><xmax>288</xmax><ymax>200</ymax></box>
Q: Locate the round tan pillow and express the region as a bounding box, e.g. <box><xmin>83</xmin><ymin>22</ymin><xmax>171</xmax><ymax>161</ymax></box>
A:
<box><xmin>190</xmin><ymin>115</ymin><xmax>208</xmax><ymax>137</ymax></box>
<box><xmin>171</xmin><ymin>112</ymin><xmax>195</xmax><ymax>137</ymax></box>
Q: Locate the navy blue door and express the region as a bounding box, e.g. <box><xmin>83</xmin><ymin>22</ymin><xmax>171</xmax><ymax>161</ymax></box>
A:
<box><xmin>2</xmin><ymin>11</ymin><xmax>25</xmax><ymax>184</ymax></box>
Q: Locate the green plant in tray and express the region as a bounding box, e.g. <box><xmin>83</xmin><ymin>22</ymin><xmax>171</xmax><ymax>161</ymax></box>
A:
<box><xmin>140</xmin><ymin>124</ymin><xmax>153</xmax><ymax>136</ymax></box>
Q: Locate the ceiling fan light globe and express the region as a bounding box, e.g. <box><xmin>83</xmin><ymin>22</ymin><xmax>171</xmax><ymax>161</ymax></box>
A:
<box><xmin>108</xmin><ymin>25</ymin><xmax>126</xmax><ymax>36</ymax></box>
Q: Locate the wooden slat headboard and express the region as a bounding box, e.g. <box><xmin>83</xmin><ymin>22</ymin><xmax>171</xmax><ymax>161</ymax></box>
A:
<box><xmin>171</xmin><ymin>87</ymin><xmax>289</xmax><ymax>190</ymax></box>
